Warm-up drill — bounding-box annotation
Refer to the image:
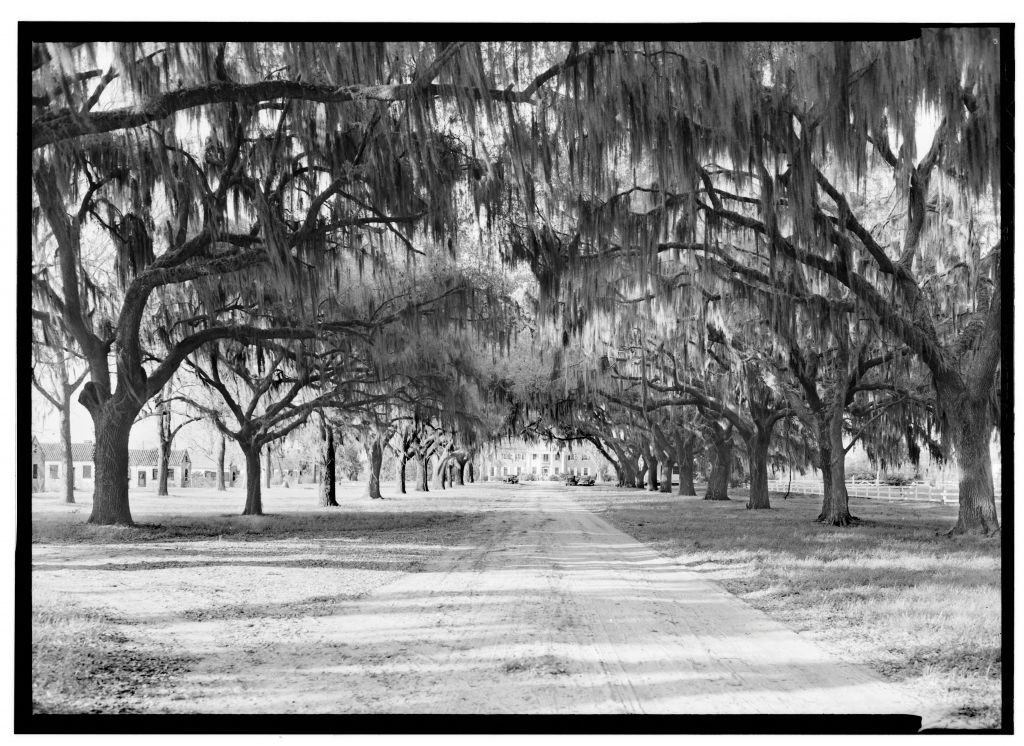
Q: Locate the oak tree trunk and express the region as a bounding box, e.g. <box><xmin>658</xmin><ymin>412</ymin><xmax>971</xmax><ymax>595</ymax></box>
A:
<box><xmin>434</xmin><ymin>458</ymin><xmax>447</xmax><ymax>490</ymax></box>
<box><xmin>634</xmin><ymin>455</ymin><xmax>648</xmax><ymax>488</ymax></box>
<box><xmin>945</xmin><ymin>390</ymin><xmax>999</xmax><ymax>535</ymax></box>
<box><xmin>216</xmin><ymin>435</ymin><xmax>226</xmax><ymax>491</ymax></box>
<box><xmin>659</xmin><ymin>459</ymin><xmax>674</xmax><ymax>493</ymax></box>
<box><xmin>59</xmin><ymin>402</ymin><xmax>75</xmax><ymax>504</ymax></box>
<box><xmin>86</xmin><ymin>408</ymin><xmax>134</xmax><ymax>525</ymax></box>
<box><xmin>819</xmin><ymin>412</ymin><xmax>856</xmax><ymax>525</ymax></box>
<box><xmin>705</xmin><ymin>438</ymin><xmax>732</xmax><ymax>501</ymax></box>
<box><xmin>242</xmin><ymin>444</ymin><xmax>263</xmax><ymax>515</ymax></box>
<box><xmin>157</xmin><ymin>441</ymin><xmax>171</xmax><ymax>496</ymax></box>
<box><xmin>676</xmin><ymin>436</ymin><xmax>696</xmax><ymax>496</ymax></box>
<box><xmin>414</xmin><ymin>455</ymin><xmax>430</xmax><ymax>492</ymax></box>
<box><xmin>366</xmin><ymin>438</ymin><xmax>384</xmax><ymax>499</ymax></box>
<box><xmin>318</xmin><ymin>426</ymin><xmax>337</xmax><ymax>507</ymax></box>
<box><xmin>816</xmin><ymin>428</ymin><xmax>835</xmax><ymax>521</ymax></box>
<box><xmin>746</xmin><ymin>432</ymin><xmax>771</xmax><ymax>510</ymax></box>
<box><xmin>397</xmin><ymin>455</ymin><xmax>407</xmax><ymax>493</ymax></box>
<box><xmin>646</xmin><ymin>452</ymin><xmax>659</xmax><ymax>491</ymax></box>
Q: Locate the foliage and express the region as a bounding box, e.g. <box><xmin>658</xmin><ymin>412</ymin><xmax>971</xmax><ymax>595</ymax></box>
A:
<box><xmin>337</xmin><ymin>443</ymin><xmax>363</xmax><ymax>482</ymax></box>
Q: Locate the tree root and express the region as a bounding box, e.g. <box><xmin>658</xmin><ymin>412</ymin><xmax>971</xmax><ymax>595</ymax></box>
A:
<box><xmin>946</xmin><ymin>522</ymin><xmax>1001</xmax><ymax>537</ymax></box>
<box><xmin>816</xmin><ymin>513</ymin><xmax>862</xmax><ymax>527</ymax></box>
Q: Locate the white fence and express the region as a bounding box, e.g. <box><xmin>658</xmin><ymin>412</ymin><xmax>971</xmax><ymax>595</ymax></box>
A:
<box><xmin>766</xmin><ymin>478</ymin><xmax>1002</xmax><ymax>504</ymax></box>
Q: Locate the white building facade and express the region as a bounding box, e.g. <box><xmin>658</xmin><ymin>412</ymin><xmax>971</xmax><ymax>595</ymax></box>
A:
<box><xmin>480</xmin><ymin>439</ymin><xmax>603</xmax><ymax>481</ymax></box>
<box><xmin>32</xmin><ymin>437</ymin><xmax>191</xmax><ymax>492</ymax></box>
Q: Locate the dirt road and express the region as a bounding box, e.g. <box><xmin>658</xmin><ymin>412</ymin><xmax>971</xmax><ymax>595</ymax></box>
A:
<box><xmin>33</xmin><ymin>485</ymin><xmax>926</xmax><ymax>715</ymax></box>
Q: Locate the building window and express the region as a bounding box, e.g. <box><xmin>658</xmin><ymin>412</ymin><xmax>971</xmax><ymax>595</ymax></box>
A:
<box><xmin>583</xmin><ymin>467</ymin><xmax>590</xmax><ymax>476</ymax></box>
<box><xmin>167</xmin><ymin>468</ymin><xmax>175</xmax><ymax>480</ymax></box>
<box><xmin>542</xmin><ymin>453</ymin><xmax>550</xmax><ymax>462</ymax></box>
<box><xmin>33</xmin><ymin>464</ymin><xmax>39</xmax><ymax>479</ymax></box>
<box><xmin>152</xmin><ymin>468</ymin><xmax>158</xmax><ymax>480</ymax></box>
<box><xmin>138</xmin><ymin>471</ymin><xmax>147</xmax><ymax>487</ymax></box>
<box><xmin>82</xmin><ymin>465</ymin><xmax>92</xmax><ymax>479</ymax></box>
<box><xmin>49</xmin><ymin>465</ymin><xmax>58</xmax><ymax>479</ymax></box>
<box><xmin>541</xmin><ymin>467</ymin><xmax>549</xmax><ymax>476</ymax></box>
<box><xmin>502</xmin><ymin>466</ymin><xmax>508</xmax><ymax>476</ymax></box>
<box><xmin>554</xmin><ymin>466</ymin><xmax>560</xmax><ymax>475</ymax></box>
<box><xmin>515</xmin><ymin>453</ymin><xmax>524</xmax><ymax>460</ymax></box>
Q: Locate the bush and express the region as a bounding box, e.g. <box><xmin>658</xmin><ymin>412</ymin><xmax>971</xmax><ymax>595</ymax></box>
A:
<box><xmin>847</xmin><ymin>471</ymin><xmax>877</xmax><ymax>483</ymax></box>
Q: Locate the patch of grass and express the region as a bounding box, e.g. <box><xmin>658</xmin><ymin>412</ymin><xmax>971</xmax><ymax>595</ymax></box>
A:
<box><xmin>32</xmin><ymin>510</ymin><xmax>477</xmax><ymax>545</ymax></box>
<box><xmin>502</xmin><ymin>654</ymin><xmax>570</xmax><ymax>676</ymax></box>
<box><xmin>32</xmin><ymin>603</ymin><xmax>196</xmax><ymax>714</ymax></box>
<box><xmin>583</xmin><ymin>489</ymin><xmax>1002</xmax><ymax>730</ymax></box>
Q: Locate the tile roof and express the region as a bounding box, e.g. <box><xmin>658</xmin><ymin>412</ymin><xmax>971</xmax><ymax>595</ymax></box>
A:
<box><xmin>37</xmin><ymin>442</ymin><xmax>95</xmax><ymax>461</ymax></box>
<box><xmin>37</xmin><ymin>442</ymin><xmax>188</xmax><ymax>467</ymax></box>
<box><xmin>127</xmin><ymin>448</ymin><xmax>190</xmax><ymax>467</ymax></box>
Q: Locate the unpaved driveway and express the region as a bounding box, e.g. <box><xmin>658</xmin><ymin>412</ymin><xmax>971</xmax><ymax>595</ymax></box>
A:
<box><xmin>33</xmin><ymin>485</ymin><xmax>925</xmax><ymax>715</ymax></box>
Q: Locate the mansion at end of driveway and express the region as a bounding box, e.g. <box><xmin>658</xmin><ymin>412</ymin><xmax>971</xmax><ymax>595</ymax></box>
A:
<box><xmin>479</xmin><ymin>439</ymin><xmax>604</xmax><ymax>482</ymax></box>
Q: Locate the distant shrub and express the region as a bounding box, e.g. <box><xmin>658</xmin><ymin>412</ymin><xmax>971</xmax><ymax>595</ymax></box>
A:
<box><xmin>847</xmin><ymin>471</ymin><xmax>877</xmax><ymax>483</ymax></box>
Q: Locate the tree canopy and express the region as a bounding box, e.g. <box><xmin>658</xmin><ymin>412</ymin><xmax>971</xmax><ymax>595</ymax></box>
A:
<box><xmin>30</xmin><ymin>33</ymin><xmax>1004</xmax><ymax>534</ymax></box>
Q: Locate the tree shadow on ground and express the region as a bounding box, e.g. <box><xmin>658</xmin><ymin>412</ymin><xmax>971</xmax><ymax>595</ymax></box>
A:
<box><xmin>31</xmin><ymin>510</ymin><xmax>480</xmax><ymax>545</ymax></box>
<box><xmin>32</xmin><ymin>604</ymin><xmax>197</xmax><ymax>715</ymax></box>
<box><xmin>578</xmin><ymin>489</ymin><xmax>1001</xmax><ymax>729</ymax></box>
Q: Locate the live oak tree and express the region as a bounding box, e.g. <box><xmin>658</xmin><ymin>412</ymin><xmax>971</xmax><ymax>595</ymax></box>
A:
<box><xmin>315</xmin><ymin>411</ymin><xmax>339</xmax><ymax>507</ymax></box>
<box><xmin>30</xmin><ymin>321</ymin><xmax>88</xmax><ymax>504</ymax></box>
<box><xmin>490</xmin><ymin>34</ymin><xmax>1003</xmax><ymax>534</ymax></box>
<box><xmin>31</xmin><ymin>41</ymin><xmax>496</xmax><ymax>524</ymax></box>
<box><xmin>31</xmin><ymin>36</ymin><xmax>1003</xmax><ymax>535</ymax></box>
<box><xmin>28</xmin><ymin>40</ymin><xmax>638</xmax><ymax>524</ymax></box>
<box><xmin>190</xmin><ymin>414</ymin><xmax>233</xmax><ymax>491</ymax></box>
<box><xmin>135</xmin><ymin>384</ymin><xmax>200</xmax><ymax>496</ymax></box>
<box><xmin>184</xmin><ymin>334</ymin><xmax>390</xmax><ymax>515</ymax></box>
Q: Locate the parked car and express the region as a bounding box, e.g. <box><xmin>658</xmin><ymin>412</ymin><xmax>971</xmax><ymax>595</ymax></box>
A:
<box><xmin>563</xmin><ymin>474</ymin><xmax>578</xmax><ymax>486</ymax></box>
<box><xmin>577</xmin><ymin>475</ymin><xmax>596</xmax><ymax>486</ymax></box>
<box><xmin>502</xmin><ymin>475</ymin><xmax>519</xmax><ymax>484</ymax></box>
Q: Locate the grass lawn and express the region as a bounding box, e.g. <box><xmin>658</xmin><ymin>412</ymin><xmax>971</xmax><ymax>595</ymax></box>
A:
<box><xmin>30</xmin><ymin>483</ymin><xmax>489</xmax><ymax>714</ymax></box>
<box><xmin>29</xmin><ymin>482</ymin><xmax>1002</xmax><ymax>726</ymax></box>
<box><xmin>575</xmin><ymin>487</ymin><xmax>1003</xmax><ymax>729</ymax></box>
